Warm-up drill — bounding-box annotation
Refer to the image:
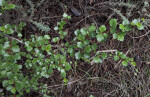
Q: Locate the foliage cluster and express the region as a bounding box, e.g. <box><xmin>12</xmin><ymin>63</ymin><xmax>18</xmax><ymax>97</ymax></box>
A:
<box><xmin>0</xmin><ymin>1</ymin><xmax>145</xmax><ymax>96</ymax></box>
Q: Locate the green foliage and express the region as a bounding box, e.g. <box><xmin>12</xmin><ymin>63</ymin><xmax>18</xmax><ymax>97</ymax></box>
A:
<box><xmin>90</xmin><ymin>95</ymin><xmax>94</xmax><ymax>97</ymax></box>
<box><xmin>89</xmin><ymin>25</ymin><xmax>96</xmax><ymax>32</ymax></box>
<box><xmin>93</xmin><ymin>56</ymin><xmax>102</xmax><ymax>63</ymax></box>
<box><xmin>0</xmin><ymin>0</ymin><xmax>15</xmax><ymax>12</ymax></box>
<box><xmin>108</xmin><ymin>18</ymin><xmax>144</xmax><ymax>41</ymax></box>
<box><xmin>0</xmin><ymin>3</ymin><xmax>145</xmax><ymax>96</ymax></box>
<box><xmin>114</xmin><ymin>51</ymin><xmax>136</xmax><ymax>66</ymax></box>
<box><xmin>99</xmin><ymin>25</ymin><xmax>106</xmax><ymax>33</ymax></box>
<box><xmin>131</xmin><ymin>19</ymin><xmax>144</xmax><ymax>30</ymax></box>
<box><xmin>54</xmin><ymin>13</ymin><xmax>71</xmax><ymax>39</ymax></box>
<box><xmin>109</xmin><ymin>19</ymin><xmax>117</xmax><ymax>28</ymax></box>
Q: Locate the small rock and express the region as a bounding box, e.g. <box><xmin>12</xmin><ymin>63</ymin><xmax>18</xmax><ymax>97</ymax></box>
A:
<box><xmin>0</xmin><ymin>89</ymin><xmax>3</xmax><ymax>92</ymax></box>
<box><xmin>71</xmin><ymin>7</ymin><xmax>82</xmax><ymax>16</ymax></box>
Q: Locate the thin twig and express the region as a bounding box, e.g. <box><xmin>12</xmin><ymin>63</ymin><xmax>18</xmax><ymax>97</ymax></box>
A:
<box><xmin>8</xmin><ymin>36</ymin><xmax>24</xmax><ymax>44</ymax></box>
<box><xmin>46</xmin><ymin>78</ymin><xmax>81</xmax><ymax>89</ymax></box>
<box><xmin>0</xmin><ymin>32</ymin><xmax>24</xmax><ymax>44</ymax></box>
<box><xmin>45</xmin><ymin>76</ymin><xmax>120</xmax><ymax>90</ymax></box>
<box><xmin>131</xmin><ymin>30</ymin><xmax>150</xmax><ymax>38</ymax></box>
<box><xmin>97</xmin><ymin>50</ymin><xmax>117</xmax><ymax>53</ymax></box>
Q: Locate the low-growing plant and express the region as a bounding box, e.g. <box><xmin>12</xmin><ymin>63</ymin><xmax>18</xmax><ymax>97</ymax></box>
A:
<box><xmin>0</xmin><ymin>0</ymin><xmax>15</xmax><ymax>12</ymax></box>
<box><xmin>0</xmin><ymin>2</ymin><xmax>145</xmax><ymax>96</ymax></box>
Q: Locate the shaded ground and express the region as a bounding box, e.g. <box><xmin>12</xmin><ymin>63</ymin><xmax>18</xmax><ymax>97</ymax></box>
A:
<box><xmin>1</xmin><ymin>0</ymin><xmax>150</xmax><ymax>97</ymax></box>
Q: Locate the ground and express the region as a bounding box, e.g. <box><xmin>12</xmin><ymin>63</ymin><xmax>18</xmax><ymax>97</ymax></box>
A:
<box><xmin>1</xmin><ymin>0</ymin><xmax>150</xmax><ymax>97</ymax></box>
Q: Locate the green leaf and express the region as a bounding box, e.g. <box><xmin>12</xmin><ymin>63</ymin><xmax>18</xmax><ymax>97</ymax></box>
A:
<box><xmin>48</xmin><ymin>66</ymin><xmax>53</xmax><ymax>75</ymax></box>
<box><xmin>103</xmin><ymin>33</ymin><xmax>108</xmax><ymax>38</ymax></box>
<box><xmin>53</xmin><ymin>37</ymin><xmax>59</xmax><ymax>42</ymax></box>
<box><xmin>131</xmin><ymin>19</ymin><xmax>138</xmax><ymax>26</ymax></box>
<box><xmin>124</xmin><ymin>25</ymin><xmax>132</xmax><ymax>31</ymax></box>
<box><xmin>90</xmin><ymin>95</ymin><xmax>94</xmax><ymax>97</ymax></box>
<box><xmin>101</xmin><ymin>52</ymin><xmax>107</xmax><ymax>59</ymax></box>
<box><xmin>41</xmin><ymin>71</ymin><xmax>48</xmax><ymax>77</ymax></box>
<box><xmin>60</xmin><ymin>56</ymin><xmax>66</xmax><ymax>63</ymax></box>
<box><xmin>67</xmin><ymin>16</ymin><xmax>71</xmax><ymax>19</ymax></box>
<box><xmin>122</xmin><ymin>61</ymin><xmax>128</xmax><ymax>66</ymax></box>
<box><xmin>26</xmin><ymin>89</ymin><xmax>30</xmax><ymax>93</ymax></box>
<box><xmin>0</xmin><ymin>0</ymin><xmax>3</xmax><ymax>6</ymax></box>
<box><xmin>6</xmin><ymin>29</ymin><xmax>14</xmax><ymax>34</ymax></box>
<box><xmin>60</xmin><ymin>69</ymin><xmax>66</xmax><ymax>78</ymax></box>
<box><xmin>65</xmin><ymin>42</ymin><xmax>69</xmax><ymax>47</ymax></box>
<box><xmin>44</xmin><ymin>35</ymin><xmax>50</xmax><ymax>39</ymax></box>
<box><xmin>26</xmin><ymin>54</ymin><xmax>32</xmax><ymax>59</ymax></box>
<box><xmin>60</xmin><ymin>20</ymin><xmax>66</xmax><ymax>25</ymax></box>
<box><xmin>136</xmin><ymin>23</ymin><xmax>144</xmax><ymax>30</ymax></box>
<box><xmin>113</xmin><ymin>33</ymin><xmax>118</xmax><ymax>39</ymax></box>
<box><xmin>75</xmin><ymin>52</ymin><xmax>82</xmax><ymax>60</ymax></box>
<box><xmin>110</xmin><ymin>28</ymin><xmax>117</xmax><ymax>34</ymax></box>
<box><xmin>3</xmin><ymin>41</ymin><xmax>10</xmax><ymax>49</ymax></box>
<box><xmin>63</xmin><ymin>13</ymin><xmax>68</xmax><ymax>18</ymax></box>
<box><xmin>109</xmin><ymin>19</ymin><xmax>117</xmax><ymax>28</ymax></box>
<box><xmin>12</xmin><ymin>45</ymin><xmax>20</xmax><ymax>52</ymax></box>
<box><xmin>42</xmin><ymin>45</ymin><xmax>46</xmax><ymax>51</ymax></box>
<box><xmin>65</xmin><ymin>63</ymin><xmax>71</xmax><ymax>71</ymax></box>
<box><xmin>88</xmin><ymin>31</ymin><xmax>96</xmax><ymax>38</ymax></box>
<box><xmin>8</xmin><ymin>4</ymin><xmax>16</xmax><ymax>9</ymax></box>
<box><xmin>68</xmin><ymin>48</ymin><xmax>73</xmax><ymax>54</ymax></box>
<box><xmin>18</xmin><ymin>33</ymin><xmax>22</xmax><ymax>38</ymax></box>
<box><xmin>114</xmin><ymin>55</ymin><xmax>119</xmax><ymax>61</ymax></box>
<box><xmin>99</xmin><ymin>25</ymin><xmax>106</xmax><ymax>33</ymax></box>
<box><xmin>120</xmin><ymin>54</ymin><xmax>126</xmax><ymax>59</ymax></box>
<box><xmin>120</xmin><ymin>31</ymin><xmax>126</xmax><ymax>36</ymax></box>
<box><xmin>46</xmin><ymin>44</ymin><xmax>51</xmax><ymax>52</ymax></box>
<box><xmin>13</xmin><ymin>64</ymin><xmax>19</xmax><ymax>73</ymax></box>
<box><xmin>63</xmin><ymin>78</ymin><xmax>68</xmax><ymax>83</ymax></box>
<box><xmin>96</xmin><ymin>34</ymin><xmax>104</xmax><ymax>42</ymax></box>
<box><xmin>15</xmin><ymin>81</ymin><xmax>23</xmax><ymax>91</ymax></box>
<box><xmin>62</xmin><ymin>31</ymin><xmax>67</xmax><ymax>36</ymax></box>
<box><xmin>19</xmin><ymin>22</ymin><xmax>26</xmax><ymax>27</ymax></box>
<box><xmin>117</xmin><ymin>35</ymin><xmax>124</xmax><ymax>41</ymax></box>
<box><xmin>11</xmin><ymin>87</ymin><xmax>16</xmax><ymax>94</ymax></box>
<box><xmin>84</xmin><ymin>53</ymin><xmax>90</xmax><ymax>58</ymax></box>
<box><xmin>74</xmin><ymin>29</ymin><xmax>80</xmax><ymax>36</ymax></box>
<box><xmin>93</xmin><ymin>56</ymin><xmax>102</xmax><ymax>63</ymax></box>
<box><xmin>119</xmin><ymin>24</ymin><xmax>125</xmax><ymax>31</ymax></box>
<box><xmin>80</xmin><ymin>28</ymin><xmax>87</xmax><ymax>36</ymax></box>
<box><xmin>77</xmin><ymin>35</ymin><xmax>85</xmax><ymax>41</ymax></box>
<box><xmin>18</xmin><ymin>65</ymin><xmax>22</xmax><ymax>69</ymax></box>
<box><xmin>54</xmin><ymin>26</ymin><xmax>58</xmax><ymax>30</ymax></box>
<box><xmin>122</xmin><ymin>20</ymin><xmax>129</xmax><ymax>25</ymax></box>
<box><xmin>84</xmin><ymin>45</ymin><xmax>91</xmax><ymax>53</ymax></box>
<box><xmin>89</xmin><ymin>25</ymin><xmax>96</xmax><ymax>32</ymax></box>
<box><xmin>6</xmin><ymin>85</ymin><xmax>13</xmax><ymax>91</ymax></box>
<box><xmin>92</xmin><ymin>43</ymin><xmax>98</xmax><ymax>51</ymax></box>
<box><xmin>14</xmin><ymin>53</ymin><xmax>21</xmax><ymax>60</ymax></box>
<box><xmin>0</xmin><ymin>26</ymin><xmax>5</xmax><ymax>31</ymax></box>
<box><xmin>0</xmin><ymin>62</ymin><xmax>7</xmax><ymax>69</ymax></box>
<box><xmin>2</xmin><ymin>80</ymin><xmax>9</xmax><ymax>87</ymax></box>
<box><xmin>8</xmin><ymin>78</ymin><xmax>14</xmax><ymax>84</ymax></box>
<box><xmin>27</xmin><ymin>46</ymin><xmax>33</xmax><ymax>52</ymax></box>
<box><xmin>77</xmin><ymin>42</ymin><xmax>84</xmax><ymax>49</ymax></box>
<box><xmin>118</xmin><ymin>52</ymin><xmax>123</xmax><ymax>56</ymax></box>
<box><xmin>83</xmin><ymin>40</ymin><xmax>90</xmax><ymax>45</ymax></box>
<box><xmin>131</xmin><ymin>61</ymin><xmax>136</xmax><ymax>66</ymax></box>
<box><xmin>1</xmin><ymin>70</ymin><xmax>7</xmax><ymax>78</ymax></box>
